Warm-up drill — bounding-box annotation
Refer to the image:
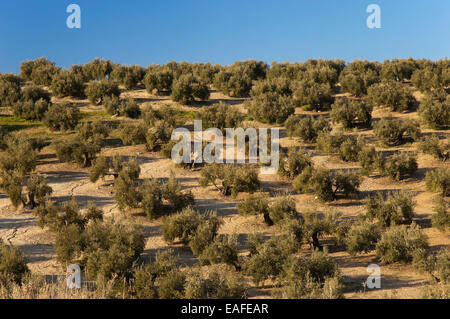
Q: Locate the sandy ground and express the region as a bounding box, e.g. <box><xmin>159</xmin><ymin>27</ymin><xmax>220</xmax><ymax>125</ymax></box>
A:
<box><xmin>0</xmin><ymin>88</ymin><xmax>448</xmax><ymax>298</ymax></box>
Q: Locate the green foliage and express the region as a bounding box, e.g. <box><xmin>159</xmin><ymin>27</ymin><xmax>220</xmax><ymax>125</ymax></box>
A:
<box><xmin>54</xmin><ymin>135</ymin><xmax>101</xmax><ymax>167</ymax></box>
<box><xmin>237</xmin><ymin>193</ymin><xmax>271</xmax><ymax>225</ymax></box>
<box><xmin>143</xmin><ymin>68</ymin><xmax>174</xmax><ymax>95</ymax></box>
<box><xmin>284</xmin><ymin>115</ymin><xmax>330</xmax><ymax>143</ymax></box>
<box><xmin>85</xmin><ymin>80</ymin><xmax>120</xmax><ymax>105</ymax></box>
<box><xmin>358</xmin><ymin>145</ymin><xmax>382</xmax><ymax>176</ymax></box>
<box><xmin>425</xmin><ymin>167</ymin><xmax>450</xmax><ymax>196</ymax></box>
<box><xmin>330</xmin><ymin>98</ymin><xmax>372</xmax><ymax>128</ymax></box>
<box><xmin>110</xmin><ymin>65</ymin><xmax>144</xmax><ymax>90</ymax></box>
<box><xmin>268</xmin><ymin>196</ymin><xmax>298</xmax><ymax>226</ymax></box>
<box><xmin>247</xmin><ymin>91</ymin><xmax>295</xmax><ymax>124</ymax></box>
<box><xmin>418</xmin><ymin>135</ymin><xmax>449</xmax><ymax>161</ymax></box>
<box><xmin>301</xmin><ymin>211</ymin><xmax>340</xmax><ymax>249</ymax></box>
<box><xmin>43</xmin><ymin>102</ymin><xmax>80</xmax><ymax>131</ymax></box>
<box><xmin>51</xmin><ymin>70</ymin><xmax>85</xmax><ymax>97</ymax></box>
<box><xmin>0</xmin><ymin>133</ymin><xmax>38</xmax><ymax>177</ymax></box>
<box><xmin>278</xmin><ymin>147</ymin><xmax>312</xmax><ymax>179</ymax></box>
<box><xmin>197</xmin><ymin>102</ymin><xmax>244</xmax><ymax>131</ymax></box>
<box><xmin>380</xmin><ymin>152</ymin><xmax>418</xmax><ymax>180</ymax></box>
<box><xmin>344</xmin><ymin>222</ymin><xmax>380</xmax><ymax>255</ymax></box>
<box><xmin>294</xmin><ymin>79</ymin><xmax>334</xmax><ymax>111</ymax></box>
<box><xmin>293</xmin><ymin>167</ymin><xmax>361</xmax><ymax>202</ymax></box>
<box><xmin>0</xmin><ymin>240</ymin><xmax>30</xmax><ymax>285</ymax></box>
<box><xmin>161</xmin><ymin>208</ymin><xmax>222</xmax><ymax>257</ymax></box>
<box><xmin>171</xmin><ymin>74</ymin><xmax>209</xmax><ymax>104</ymax></box>
<box><xmin>245</xmin><ymin>235</ymin><xmax>298</xmax><ymax>285</ymax></box>
<box><xmin>12</xmin><ymin>85</ymin><xmax>51</xmax><ymax>120</ymax></box>
<box><xmin>431</xmin><ymin>197</ymin><xmax>449</xmax><ymax>232</ymax></box>
<box><xmin>367</xmin><ymin>82</ymin><xmax>416</xmax><ymax>112</ymax></box>
<box><xmin>114</xmin><ymin>159</ymin><xmax>141</xmax><ymax>211</ymax></box>
<box><xmin>380</xmin><ymin>59</ymin><xmax>417</xmax><ymax>82</ymax></box>
<box><xmin>184</xmin><ymin>266</ymin><xmax>247</xmax><ymax>299</ymax></box>
<box><xmin>198</xmin><ymin>235</ymin><xmax>240</xmax><ymax>269</ymax></box>
<box><xmin>118</xmin><ymin>121</ymin><xmax>147</xmax><ymax>145</ymax></box>
<box><xmin>418</xmin><ymin>89</ymin><xmax>449</xmax><ymax>129</ymax></box>
<box><xmin>363</xmin><ymin>191</ymin><xmax>415</xmax><ymax>227</ymax></box>
<box><xmin>279</xmin><ymin>250</ymin><xmax>341</xmax><ymax>299</ymax></box>
<box><xmin>82</xmin><ymin>58</ymin><xmax>113</xmax><ymax>81</ymax></box>
<box><xmin>19</xmin><ymin>57</ymin><xmax>60</xmax><ymax>86</ymax></box>
<box><xmin>199</xmin><ymin>163</ymin><xmax>259</xmax><ymax>197</ymax></box>
<box><xmin>338</xmin><ymin>135</ymin><xmax>364</xmax><ymax>162</ymax></box>
<box><xmin>214</xmin><ymin>60</ymin><xmax>266</xmax><ymax>97</ymax></box>
<box><xmin>103</xmin><ymin>96</ymin><xmax>141</xmax><ymax>118</ymax></box>
<box><xmin>339</xmin><ymin>60</ymin><xmax>380</xmax><ymax>97</ymax></box>
<box><xmin>411</xmin><ymin>63</ymin><xmax>449</xmax><ymax>93</ymax></box>
<box><xmin>157</xmin><ymin>269</ymin><xmax>186</xmax><ymax>299</ymax></box>
<box><xmin>373</xmin><ymin>117</ymin><xmax>421</xmax><ymax>146</ymax></box>
<box><xmin>0</xmin><ymin>73</ymin><xmax>22</xmax><ymax>107</ymax></box>
<box><xmin>376</xmin><ymin>223</ymin><xmax>428</xmax><ymax>264</ymax></box>
<box><xmin>145</xmin><ymin>120</ymin><xmax>173</xmax><ymax>151</ymax></box>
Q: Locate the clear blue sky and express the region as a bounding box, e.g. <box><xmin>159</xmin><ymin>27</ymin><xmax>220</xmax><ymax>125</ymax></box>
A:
<box><xmin>0</xmin><ymin>0</ymin><xmax>449</xmax><ymax>73</ymax></box>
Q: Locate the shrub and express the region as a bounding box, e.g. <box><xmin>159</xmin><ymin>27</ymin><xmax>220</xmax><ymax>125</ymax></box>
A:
<box><xmin>0</xmin><ymin>73</ymin><xmax>22</xmax><ymax>107</ymax></box>
<box><xmin>432</xmin><ymin>197</ymin><xmax>449</xmax><ymax>232</ymax></box>
<box><xmin>339</xmin><ymin>60</ymin><xmax>380</xmax><ymax>96</ymax></box>
<box><xmin>77</xmin><ymin>120</ymin><xmax>110</xmax><ymax>145</ymax></box>
<box><xmin>418</xmin><ymin>89</ymin><xmax>449</xmax><ymax>129</ymax></box>
<box><xmin>293</xmin><ymin>167</ymin><xmax>361</xmax><ymax>202</ymax></box>
<box><xmin>0</xmin><ymin>240</ymin><xmax>30</xmax><ymax>285</ymax></box>
<box><xmin>58</xmin><ymin>219</ymin><xmax>145</xmax><ymax>282</ymax></box>
<box><xmin>380</xmin><ymin>152</ymin><xmax>418</xmax><ymax>180</ymax></box>
<box><xmin>425</xmin><ymin>167</ymin><xmax>450</xmax><ymax>196</ymax></box>
<box><xmin>237</xmin><ymin>193</ymin><xmax>271</xmax><ymax>225</ymax></box>
<box><xmin>294</xmin><ymin>79</ymin><xmax>334</xmax><ymax>111</ymax></box>
<box><xmin>418</xmin><ymin>135</ymin><xmax>449</xmax><ymax>161</ymax></box>
<box><xmin>43</xmin><ymin>102</ymin><xmax>80</xmax><ymax>131</ymax></box>
<box><xmin>245</xmin><ymin>235</ymin><xmax>297</xmax><ymax>285</ymax></box>
<box><xmin>171</xmin><ymin>74</ymin><xmax>209</xmax><ymax>104</ymax></box>
<box><xmin>51</xmin><ymin>70</ymin><xmax>85</xmax><ymax>97</ymax></box>
<box><xmin>85</xmin><ymin>80</ymin><xmax>120</xmax><ymax>105</ymax></box>
<box><xmin>143</xmin><ymin>69</ymin><xmax>174</xmax><ymax>95</ymax></box>
<box><xmin>214</xmin><ymin>70</ymin><xmax>252</xmax><ymax>97</ymax></box>
<box><xmin>380</xmin><ymin>59</ymin><xmax>417</xmax><ymax>82</ymax></box>
<box><xmin>267</xmin><ymin>196</ymin><xmax>298</xmax><ymax>226</ymax></box>
<box><xmin>199</xmin><ymin>163</ymin><xmax>259</xmax><ymax>197</ymax></box>
<box><xmin>284</xmin><ymin>115</ymin><xmax>330</xmax><ymax>143</ymax></box>
<box><xmin>184</xmin><ymin>266</ymin><xmax>247</xmax><ymax>299</ymax></box>
<box><xmin>373</xmin><ymin>117</ymin><xmax>421</xmax><ymax>146</ymax></box>
<box><xmin>157</xmin><ymin>269</ymin><xmax>186</xmax><ymax>299</ymax></box>
<box><xmin>82</xmin><ymin>58</ymin><xmax>113</xmax><ymax>81</ymax></box>
<box><xmin>338</xmin><ymin>135</ymin><xmax>364</xmax><ymax>162</ymax></box>
<box><xmin>278</xmin><ymin>148</ymin><xmax>313</xmax><ymax>179</ymax></box>
<box><xmin>279</xmin><ymin>250</ymin><xmax>341</xmax><ymax>299</ymax></box>
<box><xmin>114</xmin><ymin>160</ymin><xmax>141</xmax><ymax>211</ymax></box>
<box><xmin>0</xmin><ymin>133</ymin><xmax>38</xmax><ymax>177</ymax></box>
<box><xmin>20</xmin><ymin>57</ymin><xmax>60</xmax><ymax>86</ymax></box>
<box><xmin>345</xmin><ymin>222</ymin><xmax>380</xmax><ymax>255</ymax></box>
<box><xmin>12</xmin><ymin>85</ymin><xmax>51</xmax><ymax>121</ymax></box>
<box><xmin>376</xmin><ymin>223</ymin><xmax>428</xmax><ymax>264</ymax></box>
<box><xmin>145</xmin><ymin>120</ymin><xmax>174</xmax><ymax>151</ymax></box>
<box><xmin>330</xmin><ymin>98</ymin><xmax>372</xmax><ymax>128</ymax></box>
<box><xmin>358</xmin><ymin>145</ymin><xmax>382</xmax><ymax>176</ymax></box>
<box><xmin>363</xmin><ymin>191</ymin><xmax>415</xmax><ymax>227</ymax></box>
<box><xmin>161</xmin><ymin>208</ymin><xmax>219</xmax><ymax>246</ymax></box>
<box><xmin>197</xmin><ymin>102</ymin><xmax>244</xmax><ymax>131</ymax></box>
<box><xmin>411</xmin><ymin>65</ymin><xmax>446</xmax><ymax>93</ymax></box>
<box><xmin>54</xmin><ymin>136</ymin><xmax>101</xmax><ymax>167</ymax></box>
<box><xmin>247</xmin><ymin>92</ymin><xmax>295</xmax><ymax>124</ymax></box>
<box><xmin>118</xmin><ymin>122</ymin><xmax>147</xmax><ymax>145</ymax></box>
<box><xmin>110</xmin><ymin>65</ymin><xmax>144</xmax><ymax>90</ymax></box>
<box><xmin>197</xmin><ymin>235</ymin><xmax>240</xmax><ymax>270</ymax></box>
<box><xmin>367</xmin><ymin>82</ymin><xmax>416</xmax><ymax>112</ymax></box>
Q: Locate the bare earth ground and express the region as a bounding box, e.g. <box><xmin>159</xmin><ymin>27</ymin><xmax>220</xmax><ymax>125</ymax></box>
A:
<box><xmin>0</xmin><ymin>88</ymin><xmax>448</xmax><ymax>299</ymax></box>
